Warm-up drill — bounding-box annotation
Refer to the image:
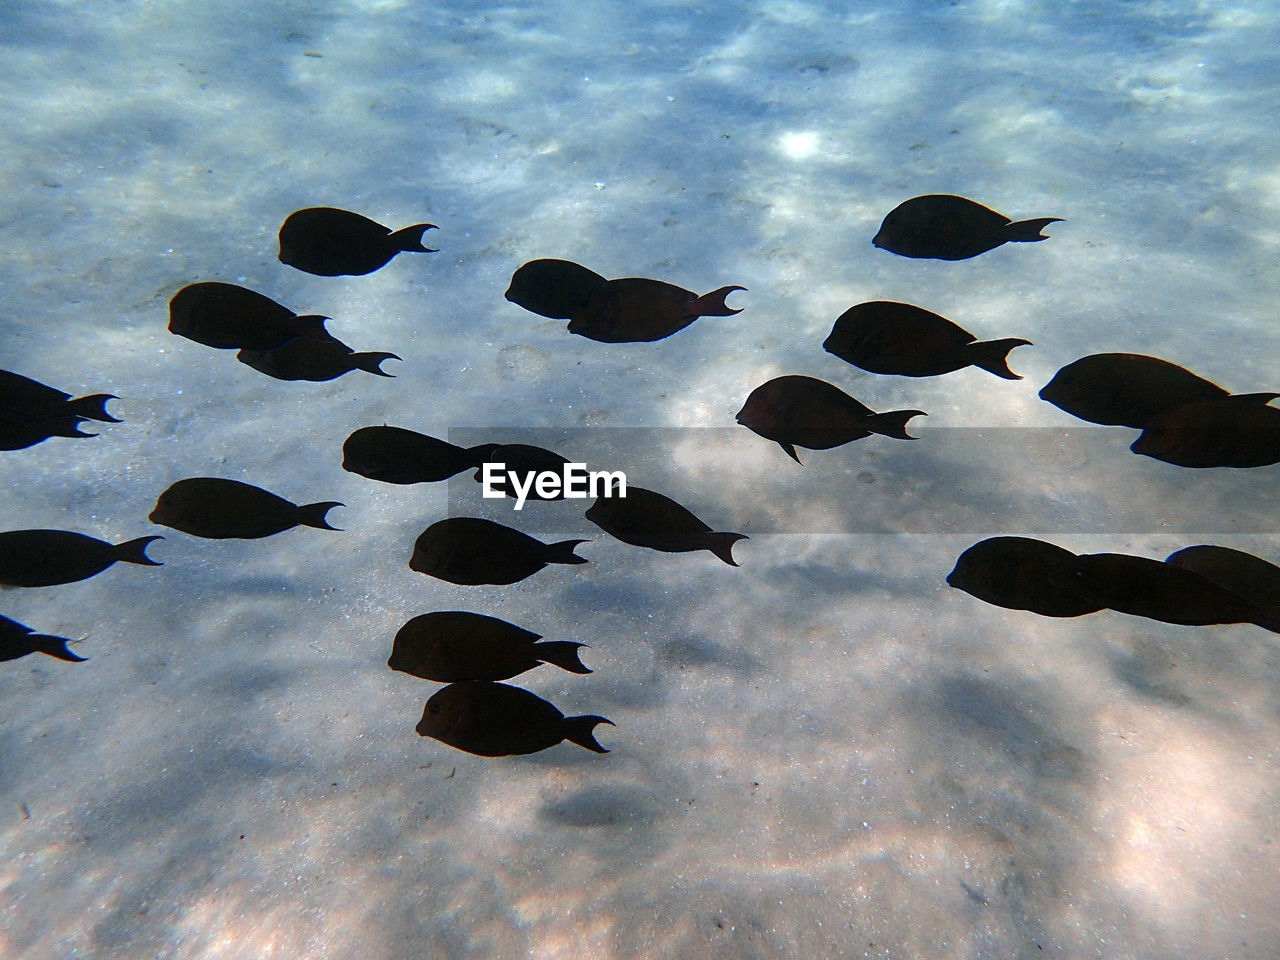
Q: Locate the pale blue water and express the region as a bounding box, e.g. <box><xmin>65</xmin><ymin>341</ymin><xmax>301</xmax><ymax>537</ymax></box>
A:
<box><xmin>3</xmin><ymin>2</ymin><xmax>1279</xmax><ymax>958</ymax></box>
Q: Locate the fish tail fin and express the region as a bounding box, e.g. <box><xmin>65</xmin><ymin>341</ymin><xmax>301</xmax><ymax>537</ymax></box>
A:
<box><xmin>115</xmin><ymin>536</ymin><xmax>163</xmax><ymax>566</ymax></box>
<box><xmin>865</xmin><ymin>410</ymin><xmax>927</xmax><ymax>440</ymax></box>
<box><xmin>1005</xmin><ymin>217</ymin><xmax>1063</xmax><ymax>243</ymax></box>
<box><xmin>970</xmin><ymin>338</ymin><xmax>1033</xmax><ymax>380</ymax></box>
<box><xmin>47</xmin><ymin>418</ymin><xmax>98</xmax><ymax>439</ymax></box>
<box><xmin>1231</xmin><ymin>392</ymin><xmax>1280</xmax><ymax>406</ymax></box>
<box><xmin>389</xmin><ymin>223</ymin><xmax>439</xmax><ymax>253</ymax></box>
<box><xmin>298</xmin><ymin>501</ymin><xmax>343</xmax><ymax>531</ymax></box>
<box><xmin>705</xmin><ymin>532</ymin><xmax>748</xmax><ymax>566</ymax></box>
<box><xmin>535</xmin><ymin>641</ymin><xmax>592</xmax><ymax>674</ymax></box>
<box><xmin>779</xmin><ymin>441</ymin><xmax>803</xmax><ymax>464</ymax></box>
<box><xmin>546</xmin><ymin>539</ymin><xmax>590</xmax><ymax>565</ymax></box>
<box><xmin>687</xmin><ymin>285</ymin><xmax>746</xmax><ymax>317</ymax></box>
<box><xmin>67</xmin><ymin>394</ymin><xmax>121</xmax><ymax>423</ymax></box>
<box><xmin>352</xmin><ymin>352</ymin><xmax>401</xmax><ymax>377</ymax></box>
<box><xmin>30</xmin><ymin>633</ymin><xmax>87</xmax><ymax>662</ymax></box>
<box><xmin>563</xmin><ymin>715</ymin><xmax>613</xmax><ymax>753</ymax></box>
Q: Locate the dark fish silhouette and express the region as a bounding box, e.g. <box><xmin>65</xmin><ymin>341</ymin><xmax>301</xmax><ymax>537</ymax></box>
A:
<box><xmin>823</xmin><ymin>301</ymin><xmax>1030</xmax><ymax>379</ymax></box>
<box><xmin>416</xmin><ymin>681</ymin><xmax>612</xmax><ymax>756</ymax></box>
<box><xmin>236</xmin><ymin>331</ymin><xmax>399</xmax><ymax>382</ymax></box>
<box><xmin>584</xmin><ymin>486</ymin><xmax>746</xmax><ymax>565</ymax></box>
<box><xmin>1039</xmin><ymin>353</ymin><xmax>1230</xmax><ymax>428</ymax></box>
<box><xmin>505</xmin><ymin>259</ymin><xmax>609</xmax><ymax>319</ymax></box>
<box><xmin>474</xmin><ymin>444</ymin><xmax>573</xmax><ymax>502</ymax></box>
<box><xmin>1067</xmin><ymin>552</ymin><xmax>1280</xmax><ymax>632</ymax></box>
<box><xmin>342</xmin><ymin>427</ymin><xmax>494</xmax><ymax>484</ymax></box>
<box><xmin>168</xmin><ymin>282</ymin><xmax>330</xmax><ymax>351</ymax></box>
<box><xmin>567</xmin><ymin>277</ymin><xmax>745</xmax><ymax>343</ymax></box>
<box><xmin>410</xmin><ymin>517</ymin><xmax>588</xmax><ymax>585</ymax></box>
<box><xmin>0</xmin><ymin>614</ymin><xmax>85</xmax><ymax>662</ymax></box>
<box><xmin>1</xmin><ymin>369</ymin><xmax>119</xmax><ymax>450</ymax></box>
<box><xmin>388</xmin><ymin>610</ymin><xmax>589</xmax><ymax>682</ymax></box>
<box><xmin>0</xmin><ymin>360</ymin><xmax>117</xmax><ymax>456</ymax></box>
<box><xmin>0</xmin><ymin>370</ymin><xmax>119</xmax><ymax>423</ymax></box>
<box><xmin>278</xmin><ymin>207</ymin><xmax>437</xmax><ymax>276</ymax></box>
<box><xmin>149</xmin><ymin>478</ymin><xmax>341</xmax><ymax>539</ymax></box>
<box><xmin>1165</xmin><ymin>545</ymin><xmax>1280</xmax><ymax>609</ymax></box>
<box><xmin>0</xmin><ymin>529</ymin><xmax>162</xmax><ymax>587</ymax></box>
<box><xmin>736</xmin><ymin>375</ymin><xmax>925</xmax><ymax>463</ymax></box>
<box><xmin>1130</xmin><ymin>395</ymin><xmax>1280</xmax><ymax>468</ymax></box>
<box><xmin>946</xmin><ymin>536</ymin><xmax>1103</xmax><ymax>618</ymax></box>
<box><xmin>0</xmin><ymin>416</ymin><xmax>96</xmax><ymax>452</ymax></box>
<box><xmin>873</xmin><ymin>194</ymin><xmax>1061</xmax><ymax>260</ymax></box>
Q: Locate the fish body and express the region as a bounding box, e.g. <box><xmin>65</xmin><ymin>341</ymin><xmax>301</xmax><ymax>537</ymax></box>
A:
<box><xmin>1130</xmin><ymin>395</ymin><xmax>1280</xmax><ymax>468</ymax></box>
<box><xmin>584</xmin><ymin>486</ymin><xmax>746</xmax><ymax>565</ymax></box>
<box><xmin>1039</xmin><ymin>353</ymin><xmax>1229</xmax><ymax>428</ymax></box>
<box><xmin>149</xmin><ymin>478</ymin><xmax>341</xmax><ymax>539</ymax></box>
<box><xmin>1165</xmin><ymin>545</ymin><xmax>1280</xmax><ymax>610</ymax></box>
<box><xmin>388</xmin><ymin>610</ymin><xmax>589</xmax><ymax>682</ymax></box>
<box><xmin>946</xmin><ymin>536</ymin><xmax>1103</xmax><ymax>617</ymax></box>
<box><xmin>0</xmin><ymin>615</ymin><xmax>85</xmax><ymax>662</ymax></box>
<box><xmin>873</xmin><ymin>194</ymin><xmax>1061</xmax><ymax>260</ymax></box>
<box><xmin>473</xmin><ymin>444</ymin><xmax>573</xmax><ymax>502</ymax></box>
<box><xmin>236</xmin><ymin>332</ymin><xmax>399</xmax><ymax>381</ymax></box>
<box><xmin>278</xmin><ymin>207</ymin><xmax>437</xmax><ymax>276</ymax></box>
<box><xmin>409</xmin><ymin>517</ymin><xmax>588</xmax><ymax>585</ymax></box>
<box><xmin>1069</xmin><ymin>552</ymin><xmax>1279</xmax><ymax>630</ymax></box>
<box><xmin>168</xmin><ymin>282</ymin><xmax>329</xmax><ymax>351</ymax></box>
<box><xmin>736</xmin><ymin>375</ymin><xmax>925</xmax><ymax>463</ymax></box>
<box><xmin>0</xmin><ymin>529</ymin><xmax>161</xmax><ymax>587</ymax></box>
<box><xmin>823</xmin><ymin>301</ymin><xmax>1030</xmax><ymax>378</ymax></box>
<box><xmin>416</xmin><ymin>681</ymin><xmax>611</xmax><ymax>756</ymax></box>
<box><xmin>343</xmin><ymin>427</ymin><xmax>493</xmax><ymax>484</ymax></box>
<box><xmin>566</xmin><ymin>278</ymin><xmax>745</xmax><ymax>343</ymax></box>
<box><xmin>504</xmin><ymin>259</ymin><xmax>608</xmax><ymax>319</ymax></box>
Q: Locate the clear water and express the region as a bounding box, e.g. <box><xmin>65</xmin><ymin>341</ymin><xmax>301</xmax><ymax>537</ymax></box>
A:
<box><xmin>3</xmin><ymin>2</ymin><xmax>1279</xmax><ymax>957</ymax></box>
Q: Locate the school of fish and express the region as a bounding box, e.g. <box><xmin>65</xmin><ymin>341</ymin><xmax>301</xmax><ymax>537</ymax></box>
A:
<box><xmin>4</xmin><ymin>194</ymin><xmax>1279</xmax><ymax>758</ymax></box>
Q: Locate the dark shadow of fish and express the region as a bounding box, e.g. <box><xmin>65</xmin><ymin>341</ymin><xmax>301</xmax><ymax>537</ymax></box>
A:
<box><xmin>1130</xmin><ymin>394</ymin><xmax>1280</xmax><ymax>468</ymax></box>
<box><xmin>342</xmin><ymin>426</ymin><xmax>495</xmax><ymax>484</ymax></box>
<box><xmin>0</xmin><ymin>529</ymin><xmax>162</xmax><ymax>587</ymax></box>
<box><xmin>1</xmin><ymin>369</ymin><xmax>119</xmax><ymax>451</ymax></box>
<box><xmin>1039</xmin><ymin>353</ymin><xmax>1232</xmax><ymax>428</ymax></box>
<box><xmin>873</xmin><ymin>194</ymin><xmax>1061</xmax><ymax>260</ymax></box>
<box><xmin>504</xmin><ymin>259</ymin><xmax>609</xmax><ymax>319</ymax></box>
<box><xmin>149</xmin><ymin>478</ymin><xmax>341</xmax><ymax>539</ymax></box>
<box><xmin>168</xmin><ymin>282</ymin><xmax>330</xmax><ymax>351</ymax></box>
<box><xmin>736</xmin><ymin>374</ymin><xmax>925</xmax><ymax>463</ymax></box>
<box><xmin>1065</xmin><ymin>552</ymin><xmax>1280</xmax><ymax>633</ymax></box>
<box><xmin>389</xmin><ymin>610</ymin><xmax>589</xmax><ymax>682</ymax></box>
<box><xmin>473</xmin><ymin>443</ymin><xmax>573</xmax><ymax>502</ymax></box>
<box><xmin>566</xmin><ymin>277</ymin><xmax>745</xmax><ymax>343</ymax></box>
<box><xmin>946</xmin><ymin>536</ymin><xmax>1103</xmax><ymax>618</ymax></box>
<box><xmin>236</xmin><ymin>331</ymin><xmax>399</xmax><ymax>381</ymax></box>
<box><xmin>278</xmin><ymin>206</ymin><xmax>437</xmax><ymax>276</ymax></box>
<box><xmin>823</xmin><ymin>301</ymin><xmax>1030</xmax><ymax>379</ymax></box>
<box><xmin>416</xmin><ymin>680</ymin><xmax>612</xmax><ymax>756</ymax></box>
<box><xmin>1165</xmin><ymin>545</ymin><xmax>1280</xmax><ymax>610</ymax></box>
<box><xmin>0</xmin><ymin>614</ymin><xmax>85</xmax><ymax>662</ymax></box>
<box><xmin>585</xmin><ymin>485</ymin><xmax>746</xmax><ymax>565</ymax></box>
<box><xmin>410</xmin><ymin>517</ymin><xmax>588</xmax><ymax>585</ymax></box>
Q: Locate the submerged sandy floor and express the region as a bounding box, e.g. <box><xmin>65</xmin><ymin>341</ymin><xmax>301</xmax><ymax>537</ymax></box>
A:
<box><xmin>3</xmin><ymin>2</ymin><xmax>1279</xmax><ymax>958</ymax></box>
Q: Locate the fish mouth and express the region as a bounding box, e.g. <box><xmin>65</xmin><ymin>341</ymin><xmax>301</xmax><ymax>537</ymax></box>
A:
<box><xmin>503</xmin><ymin>285</ymin><xmax>516</xmax><ymax>302</ymax></box>
<box><xmin>871</xmin><ymin>233</ymin><xmax>884</xmax><ymax>248</ymax></box>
